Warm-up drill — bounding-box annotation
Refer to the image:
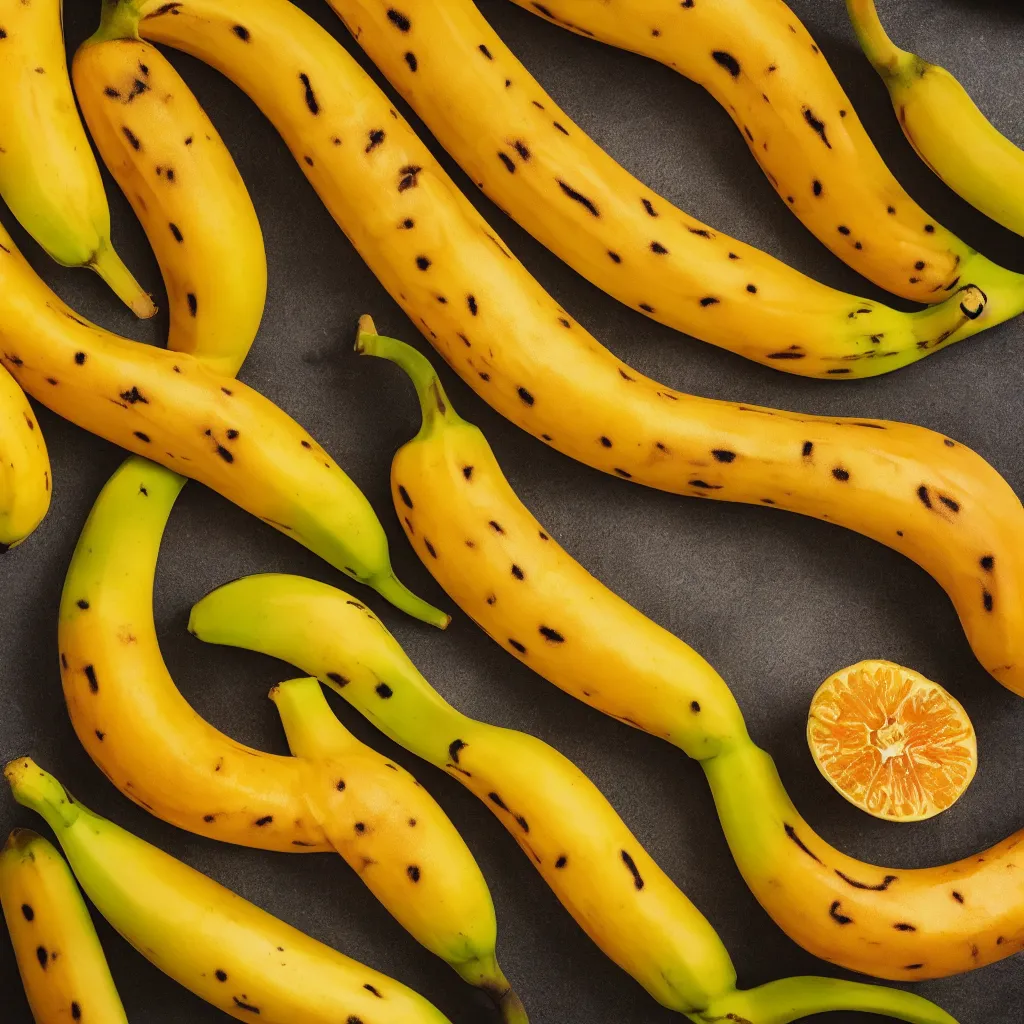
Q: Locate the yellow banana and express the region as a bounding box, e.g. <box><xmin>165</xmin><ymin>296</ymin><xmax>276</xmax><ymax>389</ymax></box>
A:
<box><xmin>0</xmin><ymin>220</ymin><xmax>446</xmax><ymax>626</ymax></box>
<box><xmin>346</xmin><ymin>328</ymin><xmax>1024</xmax><ymax>980</ymax></box>
<box><xmin>0</xmin><ymin>829</ymin><xmax>128</xmax><ymax>1024</ymax></box>
<box><xmin>0</xmin><ymin>363</ymin><xmax>50</xmax><ymax>552</ymax></box>
<box><xmin>107</xmin><ymin>0</ymin><xmax>1024</xmax><ymax>692</ymax></box>
<box><xmin>346</xmin><ymin>317</ymin><xmax>1024</xmax><ymax>706</ymax></box>
<box><xmin>0</xmin><ymin>0</ymin><xmax>154</xmax><ymax>316</ymax></box>
<box><xmin>190</xmin><ymin>575</ymin><xmax>959</xmax><ymax>1023</ymax></box>
<box><xmin>271</xmin><ymin>677</ymin><xmax>526</xmax><ymax>1021</ymax></box>
<box><xmin>5</xmin><ymin>758</ymin><xmax>454</xmax><ymax>1024</ymax></box>
<box><xmin>323</xmin><ymin>0</ymin><xmax>999</xmax><ymax>375</ymax></box>
<box><xmin>59</xmin><ymin>461</ymin><xmax>521</xmax><ymax>1015</ymax></box>
<box><xmin>72</xmin><ymin>29</ymin><xmax>266</xmax><ymax>377</ymax></box>
<box><xmin>848</xmin><ymin>0</ymin><xmax>1024</xmax><ymax>238</ymax></box>
<box><xmin>508</xmin><ymin>0</ymin><xmax>1024</xmax><ymax>313</ymax></box>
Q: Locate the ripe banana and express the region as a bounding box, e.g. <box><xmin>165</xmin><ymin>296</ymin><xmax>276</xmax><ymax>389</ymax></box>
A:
<box><xmin>271</xmin><ymin>676</ymin><xmax>526</xmax><ymax>1022</ymax></box>
<box><xmin>111</xmin><ymin>0</ymin><xmax>1023</xmax><ymax>691</ymax></box>
<box><xmin>5</xmin><ymin>758</ymin><xmax>455</xmax><ymax>1024</ymax></box>
<box><xmin>344</xmin><ymin>327</ymin><xmax>1024</xmax><ymax>980</ymax></box>
<box><xmin>375</xmin><ymin>304</ymin><xmax>1024</xmax><ymax>703</ymax></box>
<box><xmin>190</xmin><ymin>574</ymin><xmax>959</xmax><ymax>1023</ymax></box>
<box><xmin>324</xmin><ymin>0</ymin><xmax>995</xmax><ymax>376</ymax></box>
<box><xmin>0</xmin><ymin>363</ymin><xmax>50</xmax><ymax>552</ymax></box>
<box><xmin>0</xmin><ymin>829</ymin><xmax>128</xmax><ymax>1024</ymax></box>
<box><xmin>508</xmin><ymin>0</ymin><xmax>1024</xmax><ymax>314</ymax></box>
<box><xmin>0</xmin><ymin>0</ymin><xmax>154</xmax><ymax>316</ymax></box>
<box><xmin>848</xmin><ymin>0</ymin><xmax>1024</xmax><ymax>238</ymax></box>
<box><xmin>0</xmin><ymin>220</ymin><xmax>446</xmax><ymax>627</ymax></box>
<box><xmin>73</xmin><ymin>29</ymin><xmax>266</xmax><ymax>377</ymax></box>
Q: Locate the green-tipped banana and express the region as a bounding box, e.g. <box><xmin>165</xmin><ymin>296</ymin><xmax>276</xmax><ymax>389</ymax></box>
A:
<box><xmin>848</xmin><ymin>0</ymin><xmax>1024</xmax><ymax>237</ymax></box>
<box><xmin>270</xmin><ymin>677</ymin><xmax>528</xmax><ymax>1023</ymax></box>
<box><xmin>0</xmin><ymin>0</ymin><xmax>155</xmax><ymax>315</ymax></box>
<box><xmin>0</xmin><ymin>829</ymin><xmax>128</xmax><ymax>1024</ymax></box>
<box><xmin>189</xmin><ymin>574</ymin><xmax>958</xmax><ymax>1024</ymax></box>
<box><xmin>5</xmin><ymin>757</ymin><xmax>454</xmax><ymax>1024</ymax></box>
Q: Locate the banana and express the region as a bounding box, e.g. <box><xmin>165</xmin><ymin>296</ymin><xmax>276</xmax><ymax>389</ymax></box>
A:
<box><xmin>105</xmin><ymin>0</ymin><xmax>1024</xmax><ymax>691</ymax></box>
<box><xmin>365</xmin><ymin>309</ymin><xmax>1024</xmax><ymax>703</ymax></box>
<box><xmin>0</xmin><ymin>363</ymin><xmax>50</xmax><ymax>552</ymax></box>
<box><xmin>60</xmin><ymin>457</ymin><xmax>333</xmax><ymax>852</ymax></box>
<box><xmin>189</xmin><ymin>574</ymin><xmax>959</xmax><ymax>1023</ymax></box>
<box><xmin>336</xmin><ymin>327</ymin><xmax>1024</xmax><ymax>980</ymax></box>
<box><xmin>508</xmin><ymin>0</ymin><xmax>1024</xmax><ymax>314</ymax></box>
<box><xmin>270</xmin><ymin>676</ymin><xmax>526</xmax><ymax>1022</ymax></box>
<box><xmin>5</xmin><ymin>758</ymin><xmax>455</xmax><ymax>1024</ymax></box>
<box><xmin>0</xmin><ymin>0</ymin><xmax>154</xmax><ymax>316</ymax></box>
<box><xmin>0</xmin><ymin>220</ymin><xmax>446</xmax><ymax>627</ymax></box>
<box><xmin>72</xmin><ymin>28</ymin><xmax>266</xmax><ymax>377</ymax></box>
<box><xmin>847</xmin><ymin>0</ymin><xmax>1024</xmax><ymax>238</ymax></box>
<box><xmin>0</xmin><ymin>829</ymin><xmax>128</xmax><ymax>1024</ymax></box>
<box><xmin>322</xmin><ymin>0</ymin><xmax>995</xmax><ymax>376</ymax></box>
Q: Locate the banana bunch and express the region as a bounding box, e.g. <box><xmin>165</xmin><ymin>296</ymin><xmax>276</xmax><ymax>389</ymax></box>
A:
<box><xmin>113</xmin><ymin>0</ymin><xmax>1024</xmax><ymax>693</ymax></box>
<box><xmin>0</xmin><ymin>219</ymin><xmax>444</xmax><ymax>627</ymax></box>
<box><xmin>0</xmin><ymin>829</ymin><xmax>128</xmax><ymax>1024</ymax></box>
<box><xmin>325</xmin><ymin>0</ymin><xmax>995</xmax><ymax>376</ymax></box>
<box><xmin>0</xmin><ymin>363</ymin><xmax>50</xmax><ymax>552</ymax></box>
<box><xmin>6</xmin><ymin>759</ymin><xmax>455</xmax><ymax>1024</ymax></box>
<box><xmin>848</xmin><ymin>0</ymin><xmax>1024</xmax><ymax>238</ymax></box>
<box><xmin>0</xmin><ymin>0</ymin><xmax>154</xmax><ymax>316</ymax></box>
<box><xmin>189</xmin><ymin>574</ymin><xmax>957</xmax><ymax>1024</ymax></box>
<box><xmin>332</xmin><ymin>326</ymin><xmax>1022</xmax><ymax>980</ymax></box>
<box><xmin>507</xmin><ymin>0</ymin><xmax>1024</xmax><ymax>316</ymax></box>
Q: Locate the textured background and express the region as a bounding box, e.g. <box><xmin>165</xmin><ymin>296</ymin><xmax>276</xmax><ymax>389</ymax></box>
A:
<box><xmin>1</xmin><ymin>0</ymin><xmax>1022</xmax><ymax>1021</ymax></box>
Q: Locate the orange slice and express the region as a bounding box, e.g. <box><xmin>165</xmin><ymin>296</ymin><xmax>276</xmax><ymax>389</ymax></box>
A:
<box><xmin>806</xmin><ymin>660</ymin><xmax>977</xmax><ymax>822</ymax></box>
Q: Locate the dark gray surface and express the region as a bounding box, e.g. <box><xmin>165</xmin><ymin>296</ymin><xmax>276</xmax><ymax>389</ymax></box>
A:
<box><xmin>1</xmin><ymin>0</ymin><xmax>1022</xmax><ymax>1020</ymax></box>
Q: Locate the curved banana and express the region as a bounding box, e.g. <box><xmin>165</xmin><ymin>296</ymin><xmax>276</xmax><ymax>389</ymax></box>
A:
<box><xmin>344</xmin><ymin>327</ymin><xmax>1024</xmax><ymax>980</ymax></box>
<box><xmin>0</xmin><ymin>363</ymin><xmax>50</xmax><ymax>551</ymax></box>
<box><xmin>0</xmin><ymin>829</ymin><xmax>128</xmax><ymax>1024</ymax></box>
<box><xmin>0</xmin><ymin>0</ymin><xmax>154</xmax><ymax>316</ymax></box>
<box><xmin>190</xmin><ymin>574</ymin><xmax>958</xmax><ymax>1023</ymax></box>
<box><xmin>73</xmin><ymin>29</ymin><xmax>266</xmax><ymax>377</ymax></box>
<box><xmin>507</xmin><ymin>0</ymin><xmax>1024</xmax><ymax>314</ymax></box>
<box><xmin>60</xmin><ymin>457</ymin><xmax>332</xmax><ymax>852</ymax></box>
<box><xmin>108</xmin><ymin>0</ymin><xmax>1024</xmax><ymax>692</ymax></box>
<box><xmin>0</xmin><ymin>221</ymin><xmax>446</xmax><ymax>627</ymax></box>
<box><xmin>323</xmin><ymin>0</ymin><xmax>995</xmax><ymax>376</ymax></box>
<box><xmin>848</xmin><ymin>0</ymin><xmax>1024</xmax><ymax>238</ymax></box>
<box><xmin>5</xmin><ymin>759</ymin><xmax>454</xmax><ymax>1024</ymax></box>
<box><xmin>346</xmin><ymin>319</ymin><xmax>1024</xmax><ymax>708</ymax></box>
<box><xmin>60</xmin><ymin>461</ymin><xmax>521</xmax><ymax>1015</ymax></box>
<box><xmin>270</xmin><ymin>677</ymin><xmax>526</xmax><ymax>1022</ymax></box>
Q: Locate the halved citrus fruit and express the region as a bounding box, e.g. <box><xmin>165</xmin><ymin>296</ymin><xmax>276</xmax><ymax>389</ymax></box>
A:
<box><xmin>806</xmin><ymin>660</ymin><xmax>977</xmax><ymax>823</ymax></box>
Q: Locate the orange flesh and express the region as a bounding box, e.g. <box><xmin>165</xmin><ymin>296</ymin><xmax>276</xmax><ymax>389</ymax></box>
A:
<box><xmin>807</xmin><ymin>660</ymin><xmax>976</xmax><ymax>822</ymax></box>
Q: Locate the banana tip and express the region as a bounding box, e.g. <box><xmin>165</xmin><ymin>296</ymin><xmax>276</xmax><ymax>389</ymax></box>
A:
<box><xmin>959</xmin><ymin>285</ymin><xmax>987</xmax><ymax>320</ymax></box>
<box><xmin>355</xmin><ymin>314</ymin><xmax>378</xmax><ymax>352</ymax></box>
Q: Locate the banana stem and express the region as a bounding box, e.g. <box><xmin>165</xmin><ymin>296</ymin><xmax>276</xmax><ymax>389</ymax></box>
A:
<box><xmin>355</xmin><ymin>315</ymin><xmax>463</xmax><ymax>440</ymax></box>
<box><xmin>370</xmin><ymin>570</ymin><xmax>450</xmax><ymax>630</ymax></box>
<box><xmin>695</xmin><ymin>976</ymin><xmax>958</xmax><ymax>1024</ymax></box>
<box><xmin>455</xmin><ymin>955</ymin><xmax>528</xmax><ymax>1024</ymax></box>
<box><xmin>4</xmin><ymin>759</ymin><xmax>82</xmax><ymax>832</ymax></box>
<box><xmin>846</xmin><ymin>0</ymin><xmax>918</xmax><ymax>80</ymax></box>
<box><xmin>89</xmin><ymin>240</ymin><xmax>156</xmax><ymax>318</ymax></box>
<box><xmin>94</xmin><ymin>0</ymin><xmax>144</xmax><ymax>43</ymax></box>
<box><xmin>269</xmin><ymin>677</ymin><xmax>366</xmax><ymax>758</ymax></box>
